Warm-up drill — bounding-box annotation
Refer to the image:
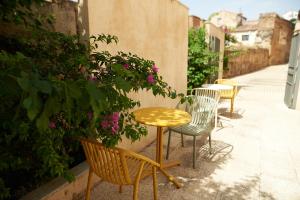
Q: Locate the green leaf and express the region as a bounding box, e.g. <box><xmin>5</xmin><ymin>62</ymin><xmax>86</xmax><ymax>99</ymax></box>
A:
<box><xmin>111</xmin><ymin>64</ymin><xmax>124</xmax><ymax>74</ymax></box>
<box><xmin>23</xmin><ymin>96</ymin><xmax>33</xmax><ymax>109</ymax></box>
<box><xmin>35</xmin><ymin>80</ymin><xmax>52</xmax><ymax>94</ymax></box>
<box><xmin>67</xmin><ymin>82</ymin><xmax>81</xmax><ymax>99</ymax></box>
<box><xmin>17</xmin><ymin>76</ymin><xmax>30</xmax><ymax>92</ymax></box>
<box><xmin>115</xmin><ymin>77</ymin><xmax>132</xmax><ymax>92</ymax></box>
<box><xmin>23</xmin><ymin>91</ymin><xmax>42</xmax><ymax>120</ymax></box>
<box><xmin>36</xmin><ymin>112</ymin><xmax>49</xmax><ymax>131</ymax></box>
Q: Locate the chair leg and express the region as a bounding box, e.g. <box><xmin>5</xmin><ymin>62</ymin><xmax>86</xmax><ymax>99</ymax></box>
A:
<box><xmin>133</xmin><ymin>184</ymin><xmax>139</xmax><ymax>200</ymax></box>
<box><xmin>133</xmin><ymin>162</ymin><xmax>144</xmax><ymax>200</ymax></box>
<box><xmin>152</xmin><ymin>166</ymin><xmax>158</xmax><ymax>200</ymax></box>
<box><xmin>166</xmin><ymin>130</ymin><xmax>171</xmax><ymax>160</ymax></box>
<box><xmin>119</xmin><ymin>185</ymin><xmax>123</xmax><ymax>193</ymax></box>
<box><xmin>181</xmin><ymin>134</ymin><xmax>184</xmax><ymax>147</ymax></box>
<box><xmin>230</xmin><ymin>97</ymin><xmax>235</xmax><ymax>115</ymax></box>
<box><xmin>86</xmin><ymin>169</ymin><xmax>93</xmax><ymax>200</ymax></box>
<box><xmin>208</xmin><ymin>134</ymin><xmax>212</xmax><ymax>154</ymax></box>
<box><xmin>193</xmin><ymin>136</ymin><xmax>196</xmax><ymax>169</ymax></box>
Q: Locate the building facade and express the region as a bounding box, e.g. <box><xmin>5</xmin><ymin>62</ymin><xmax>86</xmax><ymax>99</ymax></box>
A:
<box><xmin>230</xmin><ymin>13</ymin><xmax>293</xmax><ymax>65</ymax></box>
<box><xmin>209</xmin><ymin>10</ymin><xmax>246</xmax><ymax>29</ymax></box>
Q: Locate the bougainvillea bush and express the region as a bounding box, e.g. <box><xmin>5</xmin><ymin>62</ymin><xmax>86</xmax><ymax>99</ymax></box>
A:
<box><xmin>0</xmin><ymin>1</ymin><xmax>180</xmax><ymax>199</ymax></box>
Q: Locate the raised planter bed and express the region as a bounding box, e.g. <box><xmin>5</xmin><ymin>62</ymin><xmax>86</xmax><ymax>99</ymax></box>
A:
<box><xmin>21</xmin><ymin>162</ymin><xmax>101</xmax><ymax>200</ymax></box>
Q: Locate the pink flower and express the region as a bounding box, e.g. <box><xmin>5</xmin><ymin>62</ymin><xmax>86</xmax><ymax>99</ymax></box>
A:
<box><xmin>101</xmin><ymin>120</ymin><xmax>110</xmax><ymax>129</ymax></box>
<box><xmin>152</xmin><ymin>65</ymin><xmax>159</xmax><ymax>73</ymax></box>
<box><xmin>49</xmin><ymin>121</ymin><xmax>56</xmax><ymax>129</ymax></box>
<box><xmin>88</xmin><ymin>76</ymin><xmax>97</xmax><ymax>82</ymax></box>
<box><xmin>123</xmin><ymin>64</ymin><xmax>129</xmax><ymax>69</ymax></box>
<box><xmin>147</xmin><ymin>74</ymin><xmax>155</xmax><ymax>84</ymax></box>
<box><xmin>111</xmin><ymin>112</ymin><xmax>119</xmax><ymax>121</ymax></box>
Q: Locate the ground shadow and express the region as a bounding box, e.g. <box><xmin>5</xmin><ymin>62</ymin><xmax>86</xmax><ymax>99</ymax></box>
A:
<box><xmin>218</xmin><ymin>107</ymin><xmax>244</xmax><ymax>119</ymax></box>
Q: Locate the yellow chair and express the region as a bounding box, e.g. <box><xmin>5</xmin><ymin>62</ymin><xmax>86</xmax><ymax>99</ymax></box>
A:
<box><xmin>80</xmin><ymin>138</ymin><xmax>160</xmax><ymax>200</ymax></box>
<box><xmin>214</xmin><ymin>79</ymin><xmax>238</xmax><ymax>115</ymax></box>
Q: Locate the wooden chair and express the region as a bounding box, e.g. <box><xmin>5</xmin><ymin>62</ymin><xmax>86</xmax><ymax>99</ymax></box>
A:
<box><xmin>166</xmin><ymin>90</ymin><xmax>220</xmax><ymax>168</ymax></box>
<box><xmin>214</xmin><ymin>79</ymin><xmax>238</xmax><ymax>114</ymax></box>
<box><xmin>80</xmin><ymin>138</ymin><xmax>160</xmax><ymax>200</ymax></box>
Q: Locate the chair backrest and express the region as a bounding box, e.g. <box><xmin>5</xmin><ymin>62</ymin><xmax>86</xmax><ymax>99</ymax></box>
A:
<box><xmin>214</xmin><ymin>79</ymin><xmax>238</xmax><ymax>97</ymax></box>
<box><xmin>190</xmin><ymin>88</ymin><xmax>220</xmax><ymax>100</ymax></box>
<box><xmin>189</xmin><ymin>96</ymin><xmax>219</xmax><ymax>128</ymax></box>
<box><xmin>180</xmin><ymin>88</ymin><xmax>219</xmax><ymax>128</ymax></box>
<box><xmin>80</xmin><ymin>138</ymin><xmax>132</xmax><ymax>185</ymax></box>
<box><xmin>192</xmin><ymin>88</ymin><xmax>220</xmax><ymax>128</ymax></box>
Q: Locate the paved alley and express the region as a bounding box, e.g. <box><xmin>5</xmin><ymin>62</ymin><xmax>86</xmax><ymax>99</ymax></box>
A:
<box><xmin>88</xmin><ymin>64</ymin><xmax>300</xmax><ymax>200</ymax></box>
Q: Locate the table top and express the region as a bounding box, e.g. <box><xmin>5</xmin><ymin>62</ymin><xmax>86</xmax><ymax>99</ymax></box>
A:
<box><xmin>202</xmin><ymin>84</ymin><xmax>233</xmax><ymax>90</ymax></box>
<box><xmin>133</xmin><ymin>107</ymin><xmax>191</xmax><ymax>127</ymax></box>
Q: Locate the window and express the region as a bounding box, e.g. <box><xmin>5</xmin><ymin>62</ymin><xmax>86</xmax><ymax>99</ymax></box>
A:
<box><xmin>209</xmin><ymin>36</ymin><xmax>220</xmax><ymax>52</ymax></box>
<box><xmin>217</xmin><ymin>17</ymin><xmax>222</xmax><ymax>26</ymax></box>
<box><xmin>242</xmin><ymin>35</ymin><xmax>249</xmax><ymax>41</ymax></box>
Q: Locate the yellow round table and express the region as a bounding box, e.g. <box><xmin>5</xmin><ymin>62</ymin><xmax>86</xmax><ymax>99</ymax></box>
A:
<box><xmin>133</xmin><ymin>107</ymin><xmax>191</xmax><ymax>188</ymax></box>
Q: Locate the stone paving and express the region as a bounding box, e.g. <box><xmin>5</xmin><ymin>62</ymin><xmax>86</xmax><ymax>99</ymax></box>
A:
<box><xmin>88</xmin><ymin>64</ymin><xmax>300</xmax><ymax>200</ymax></box>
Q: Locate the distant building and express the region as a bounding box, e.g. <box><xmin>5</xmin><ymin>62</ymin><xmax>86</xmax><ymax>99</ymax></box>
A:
<box><xmin>230</xmin><ymin>13</ymin><xmax>294</xmax><ymax>65</ymax></box>
<box><xmin>209</xmin><ymin>10</ymin><xmax>246</xmax><ymax>29</ymax></box>
<box><xmin>282</xmin><ymin>11</ymin><xmax>298</xmax><ymax>21</ymax></box>
<box><xmin>231</xmin><ymin>20</ymin><xmax>258</xmax><ymax>46</ymax></box>
<box><xmin>188</xmin><ymin>15</ymin><xmax>204</xmax><ymax>29</ymax></box>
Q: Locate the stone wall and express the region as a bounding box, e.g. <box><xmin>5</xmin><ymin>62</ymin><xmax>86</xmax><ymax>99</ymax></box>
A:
<box><xmin>269</xmin><ymin>16</ymin><xmax>294</xmax><ymax>65</ymax></box>
<box><xmin>0</xmin><ymin>1</ymin><xmax>78</xmax><ymax>36</ymax></box>
<box><xmin>254</xmin><ymin>13</ymin><xmax>293</xmax><ymax>65</ymax></box>
<box><xmin>224</xmin><ymin>48</ymin><xmax>269</xmax><ymax>78</ymax></box>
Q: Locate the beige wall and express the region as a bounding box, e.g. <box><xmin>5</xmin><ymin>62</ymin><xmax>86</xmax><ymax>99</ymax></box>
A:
<box><xmin>84</xmin><ymin>0</ymin><xmax>189</xmax><ymax>151</ymax></box>
<box><xmin>205</xmin><ymin>22</ymin><xmax>225</xmax><ymax>78</ymax></box>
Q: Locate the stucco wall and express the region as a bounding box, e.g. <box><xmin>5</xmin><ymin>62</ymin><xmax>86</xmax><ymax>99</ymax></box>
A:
<box><xmin>22</xmin><ymin>1</ymin><xmax>188</xmax><ymax>199</ymax></box>
<box><xmin>224</xmin><ymin>48</ymin><xmax>269</xmax><ymax>78</ymax></box>
<box><xmin>84</xmin><ymin>0</ymin><xmax>189</xmax><ymax>151</ymax></box>
<box><xmin>205</xmin><ymin>22</ymin><xmax>225</xmax><ymax>78</ymax></box>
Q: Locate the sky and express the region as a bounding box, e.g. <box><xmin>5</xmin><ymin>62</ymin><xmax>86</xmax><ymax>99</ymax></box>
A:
<box><xmin>180</xmin><ymin>0</ymin><xmax>300</xmax><ymax>20</ymax></box>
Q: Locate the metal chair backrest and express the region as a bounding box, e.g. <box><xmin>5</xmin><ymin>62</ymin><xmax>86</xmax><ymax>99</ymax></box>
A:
<box><xmin>188</xmin><ymin>95</ymin><xmax>219</xmax><ymax>128</ymax></box>
<box><xmin>190</xmin><ymin>88</ymin><xmax>219</xmax><ymax>126</ymax></box>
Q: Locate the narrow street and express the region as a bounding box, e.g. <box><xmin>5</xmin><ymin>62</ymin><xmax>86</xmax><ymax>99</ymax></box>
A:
<box><xmin>89</xmin><ymin>64</ymin><xmax>300</xmax><ymax>200</ymax></box>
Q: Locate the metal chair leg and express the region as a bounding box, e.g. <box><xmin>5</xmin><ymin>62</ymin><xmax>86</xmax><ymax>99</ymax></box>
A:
<box><xmin>166</xmin><ymin>130</ymin><xmax>171</xmax><ymax>160</ymax></box>
<box><xmin>193</xmin><ymin>136</ymin><xmax>196</xmax><ymax>169</ymax></box>
<box><xmin>181</xmin><ymin>133</ymin><xmax>184</xmax><ymax>147</ymax></box>
<box><xmin>208</xmin><ymin>134</ymin><xmax>212</xmax><ymax>154</ymax></box>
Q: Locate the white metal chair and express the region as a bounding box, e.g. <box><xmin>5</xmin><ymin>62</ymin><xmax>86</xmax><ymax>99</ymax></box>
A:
<box><xmin>166</xmin><ymin>89</ymin><xmax>220</xmax><ymax>168</ymax></box>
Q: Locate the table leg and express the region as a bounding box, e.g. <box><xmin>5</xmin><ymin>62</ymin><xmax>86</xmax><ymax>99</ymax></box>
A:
<box><xmin>156</xmin><ymin>126</ymin><xmax>182</xmax><ymax>188</ymax></box>
<box><xmin>156</xmin><ymin>127</ymin><xmax>160</xmax><ymax>163</ymax></box>
<box><xmin>158</xmin><ymin>127</ymin><xmax>163</xmax><ymax>165</ymax></box>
